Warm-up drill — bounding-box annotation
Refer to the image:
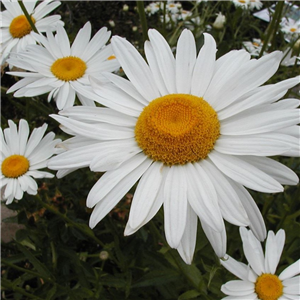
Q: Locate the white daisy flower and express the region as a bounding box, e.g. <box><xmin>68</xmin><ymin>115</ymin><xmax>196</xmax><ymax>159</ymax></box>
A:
<box><xmin>242</xmin><ymin>38</ymin><xmax>268</xmax><ymax>57</ymax></box>
<box><xmin>220</xmin><ymin>227</ymin><xmax>300</xmax><ymax>300</ymax></box>
<box><xmin>213</xmin><ymin>12</ymin><xmax>226</xmax><ymax>30</ymax></box>
<box><xmin>280</xmin><ymin>18</ymin><xmax>300</xmax><ymax>35</ymax></box>
<box><xmin>48</xmin><ymin>29</ymin><xmax>300</xmax><ymax>264</ymax></box>
<box><xmin>6</xmin><ymin>22</ymin><xmax>120</xmax><ymax>110</ymax></box>
<box><xmin>145</xmin><ymin>2</ymin><xmax>162</xmax><ymax>16</ymax></box>
<box><xmin>281</xmin><ymin>48</ymin><xmax>300</xmax><ymax>67</ymax></box>
<box><xmin>1</xmin><ymin>119</ymin><xmax>61</xmax><ymax>204</ymax></box>
<box><xmin>0</xmin><ymin>0</ymin><xmax>63</xmax><ymax>65</ymax></box>
<box><xmin>232</xmin><ymin>0</ymin><xmax>250</xmax><ymax>10</ymax></box>
<box><xmin>249</xmin><ymin>0</ymin><xmax>263</xmax><ymax>11</ymax></box>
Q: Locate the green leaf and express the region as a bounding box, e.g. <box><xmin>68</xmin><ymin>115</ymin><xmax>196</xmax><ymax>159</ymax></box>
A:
<box><xmin>178</xmin><ymin>289</ymin><xmax>201</xmax><ymax>300</ymax></box>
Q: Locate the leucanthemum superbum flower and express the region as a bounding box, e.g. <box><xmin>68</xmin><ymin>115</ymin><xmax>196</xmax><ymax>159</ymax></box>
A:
<box><xmin>0</xmin><ymin>0</ymin><xmax>63</xmax><ymax>64</ymax></box>
<box><xmin>48</xmin><ymin>29</ymin><xmax>299</xmax><ymax>264</ymax></box>
<box><xmin>6</xmin><ymin>22</ymin><xmax>120</xmax><ymax>110</ymax></box>
<box><xmin>280</xmin><ymin>19</ymin><xmax>300</xmax><ymax>35</ymax></box>
<box><xmin>1</xmin><ymin>119</ymin><xmax>61</xmax><ymax>204</ymax></box>
<box><xmin>220</xmin><ymin>227</ymin><xmax>300</xmax><ymax>300</ymax></box>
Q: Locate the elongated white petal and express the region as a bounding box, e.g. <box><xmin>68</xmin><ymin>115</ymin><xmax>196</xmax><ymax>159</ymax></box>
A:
<box><xmin>176</xmin><ymin>29</ymin><xmax>196</xmax><ymax>94</ymax></box>
<box><xmin>127</xmin><ymin>161</ymin><xmax>163</xmax><ymax>230</ymax></box>
<box><xmin>89</xmin><ymin>155</ymin><xmax>152</xmax><ymax>228</ymax></box>
<box><xmin>177</xmin><ymin>203</ymin><xmax>197</xmax><ymax>264</ymax></box>
<box><xmin>191</xmin><ymin>33</ymin><xmax>216</xmax><ymax>97</ymax></box>
<box><xmin>221</xmin><ymin>280</ymin><xmax>254</xmax><ymax>296</ymax></box>
<box><xmin>209</xmin><ymin>151</ymin><xmax>283</xmax><ymax>193</ymax></box>
<box><xmin>279</xmin><ymin>259</ymin><xmax>300</xmax><ymax>281</ymax></box>
<box><xmin>220</xmin><ymin>255</ymin><xmax>250</xmax><ymax>281</ymax></box>
<box><xmin>164</xmin><ymin>165</ymin><xmax>188</xmax><ymax>248</ymax></box>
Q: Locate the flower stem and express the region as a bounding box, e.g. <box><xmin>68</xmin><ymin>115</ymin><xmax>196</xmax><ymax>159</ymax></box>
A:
<box><xmin>18</xmin><ymin>1</ymin><xmax>39</xmax><ymax>34</ymax></box>
<box><xmin>259</xmin><ymin>1</ymin><xmax>284</xmax><ymax>57</ymax></box>
<box><xmin>136</xmin><ymin>1</ymin><xmax>148</xmax><ymax>42</ymax></box>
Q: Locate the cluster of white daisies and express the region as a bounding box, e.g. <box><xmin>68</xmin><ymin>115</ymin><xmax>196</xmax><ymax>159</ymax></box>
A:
<box><xmin>0</xmin><ymin>1</ymin><xmax>299</xmax><ymax>299</ymax></box>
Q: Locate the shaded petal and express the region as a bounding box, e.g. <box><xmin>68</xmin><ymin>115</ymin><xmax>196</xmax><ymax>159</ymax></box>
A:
<box><xmin>221</xmin><ymin>255</ymin><xmax>251</xmax><ymax>281</ymax></box>
<box><xmin>221</xmin><ymin>280</ymin><xmax>254</xmax><ymax>296</ymax></box>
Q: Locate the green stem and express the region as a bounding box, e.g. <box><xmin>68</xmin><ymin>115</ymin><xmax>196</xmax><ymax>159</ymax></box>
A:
<box><xmin>259</xmin><ymin>1</ymin><xmax>284</xmax><ymax>57</ymax></box>
<box><xmin>136</xmin><ymin>1</ymin><xmax>148</xmax><ymax>42</ymax></box>
<box><xmin>18</xmin><ymin>1</ymin><xmax>39</xmax><ymax>34</ymax></box>
<box><xmin>1</xmin><ymin>278</ymin><xmax>44</xmax><ymax>300</ymax></box>
<box><xmin>34</xmin><ymin>195</ymin><xmax>105</xmax><ymax>247</ymax></box>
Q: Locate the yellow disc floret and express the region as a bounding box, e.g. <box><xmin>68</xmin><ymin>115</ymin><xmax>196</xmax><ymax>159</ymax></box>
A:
<box><xmin>135</xmin><ymin>94</ymin><xmax>220</xmax><ymax>165</ymax></box>
<box><xmin>51</xmin><ymin>56</ymin><xmax>87</xmax><ymax>81</ymax></box>
<box><xmin>255</xmin><ymin>274</ymin><xmax>283</xmax><ymax>300</ymax></box>
<box><xmin>9</xmin><ymin>15</ymin><xmax>36</xmax><ymax>39</ymax></box>
<box><xmin>2</xmin><ymin>155</ymin><xmax>30</xmax><ymax>178</ymax></box>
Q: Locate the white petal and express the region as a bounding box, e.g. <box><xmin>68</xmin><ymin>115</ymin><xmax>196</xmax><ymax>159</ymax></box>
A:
<box><xmin>89</xmin><ymin>155</ymin><xmax>152</xmax><ymax>228</ymax></box>
<box><xmin>191</xmin><ymin>33</ymin><xmax>216</xmax><ymax>97</ymax></box>
<box><xmin>220</xmin><ymin>255</ymin><xmax>250</xmax><ymax>281</ymax></box>
<box><xmin>221</xmin><ymin>280</ymin><xmax>254</xmax><ymax>296</ymax></box>
<box><xmin>200</xmin><ymin>218</ymin><xmax>226</xmax><ymax>257</ymax></box>
<box><xmin>55</xmin><ymin>25</ymin><xmax>70</xmax><ymax>57</ymax></box>
<box><xmin>177</xmin><ymin>203</ymin><xmax>197</xmax><ymax>264</ymax></box>
<box><xmin>24</xmin><ymin>124</ymin><xmax>48</xmax><ymax>157</ymax></box>
<box><xmin>128</xmin><ymin>161</ymin><xmax>163</xmax><ymax>230</ymax></box>
<box><xmin>175</xmin><ymin>29</ymin><xmax>196</xmax><ymax>94</ymax></box>
<box><xmin>70</xmin><ymin>22</ymin><xmax>92</xmax><ymax>57</ymax></box>
<box><xmin>208</xmin><ymin>151</ymin><xmax>283</xmax><ymax>193</ymax></box>
<box><xmin>279</xmin><ymin>259</ymin><xmax>300</xmax><ymax>281</ymax></box>
<box><xmin>111</xmin><ymin>35</ymin><xmax>160</xmax><ymax>102</ymax></box>
<box><xmin>163</xmin><ymin>165</ymin><xmax>188</xmax><ymax>248</ymax></box>
<box><xmin>87</xmin><ymin>153</ymin><xmax>150</xmax><ymax>208</ymax></box>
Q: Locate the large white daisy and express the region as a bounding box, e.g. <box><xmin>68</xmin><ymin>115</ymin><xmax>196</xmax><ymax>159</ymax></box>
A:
<box><xmin>1</xmin><ymin>119</ymin><xmax>61</xmax><ymax>204</ymax></box>
<box><xmin>220</xmin><ymin>227</ymin><xmax>300</xmax><ymax>300</ymax></box>
<box><xmin>0</xmin><ymin>0</ymin><xmax>63</xmax><ymax>64</ymax></box>
<box><xmin>48</xmin><ymin>29</ymin><xmax>299</xmax><ymax>264</ymax></box>
<box><xmin>6</xmin><ymin>22</ymin><xmax>120</xmax><ymax>110</ymax></box>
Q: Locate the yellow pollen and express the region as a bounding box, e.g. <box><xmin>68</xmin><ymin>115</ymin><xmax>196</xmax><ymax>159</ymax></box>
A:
<box><xmin>255</xmin><ymin>274</ymin><xmax>283</xmax><ymax>300</ymax></box>
<box><xmin>9</xmin><ymin>15</ymin><xmax>36</xmax><ymax>39</ymax></box>
<box><xmin>135</xmin><ymin>94</ymin><xmax>220</xmax><ymax>166</ymax></box>
<box><xmin>239</xmin><ymin>0</ymin><xmax>246</xmax><ymax>3</ymax></box>
<box><xmin>2</xmin><ymin>155</ymin><xmax>30</xmax><ymax>178</ymax></box>
<box><xmin>107</xmin><ymin>55</ymin><xmax>116</xmax><ymax>60</ymax></box>
<box><xmin>290</xmin><ymin>28</ymin><xmax>297</xmax><ymax>32</ymax></box>
<box><xmin>51</xmin><ymin>56</ymin><xmax>87</xmax><ymax>81</ymax></box>
<box><xmin>253</xmin><ymin>42</ymin><xmax>260</xmax><ymax>47</ymax></box>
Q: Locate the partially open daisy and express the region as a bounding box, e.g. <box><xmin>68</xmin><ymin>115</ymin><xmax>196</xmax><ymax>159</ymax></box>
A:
<box><xmin>1</xmin><ymin>119</ymin><xmax>61</xmax><ymax>204</ymax></box>
<box><xmin>6</xmin><ymin>22</ymin><xmax>120</xmax><ymax>110</ymax></box>
<box><xmin>48</xmin><ymin>29</ymin><xmax>299</xmax><ymax>264</ymax></box>
<box><xmin>220</xmin><ymin>227</ymin><xmax>300</xmax><ymax>300</ymax></box>
<box><xmin>0</xmin><ymin>0</ymin><xmax>63</xmax><ymax>64</ymax></box>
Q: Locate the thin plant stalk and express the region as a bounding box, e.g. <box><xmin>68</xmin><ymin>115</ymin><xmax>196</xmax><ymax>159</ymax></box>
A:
<box><xmin>136</xmin><ymin>1</ymin><xmax>149</xmax><ymax>42</ymax></box>
<box><xmin>18</xmin><ymin>1</ymin><xmax>39</xmax><ymax>34</ymax></box>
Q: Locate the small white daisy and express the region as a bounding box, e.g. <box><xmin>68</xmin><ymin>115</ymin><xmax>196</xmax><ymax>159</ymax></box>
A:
<box><xmin>48</xmin><ymin>29</ymin><xmax>299</xmax><ymax>264</ymax></box>
<box><xmin>281</xmin><ymin>48</ymin><xmax>300</xmax><ymax>67</ymax></box>
<box><xmin>249</xmin><ymin>0</ymin><xmax>263</xmax><ymax>10</ymax></box>
<box><xmin>280</xmin><ymin>18</ymin><xmax>300</xmax><ymax>35</ymax></box>
<box><xmin>232</xmin><ymin>0</ymin><xmax>250</xmax><ymax>10</ymax></box>
<box><xmin>6</xmin><ymin>22</ymin><xmax>120</xmax><ymax>110</ymax></box>
<box><xmin>221</xmin><ymin>227</ymin><xmax>300</xmax><ymax>300</ymax></box>
<box><xmin>0</xmin><ymin>0</ymin><xmax>63</xmax><ymax>64</ymax></box>
<box><xmin>243</xmin><ymin>38</ymin><xmax>268</xmax><ymax>57</ymax></box>
<box><xmin>213</xmin><ymin>12</ymin><xmax>226</xmax><ymax>30</ymax></box>
<box><xmin>1</xmin><ymin>119</ymin><xmax>61</xmax><ymax>204</ymax></box>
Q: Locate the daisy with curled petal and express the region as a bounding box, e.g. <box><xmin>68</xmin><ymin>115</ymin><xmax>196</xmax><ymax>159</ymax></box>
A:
<box><xmin>0</xmin><ymin>0</ymin><xmax>63</xmax><ymax>64</ymax></box>
<box><xmin>1</xmin><ymin>119</ymin><xmax>61</xmax><ymax>204</ymax></box>
<box><xmin>48</xmin><ymin>29</ymin><xmax>299</xmax><ymax>264</ymax></box>
<box><xmin>220</xmin><ymin>227</ymin><xmax>300</xmax><ymax>300</ymax></box>
<box><xmin>6</xmin><ymin>22</ymin><xmax>120</xmax><ymax>110</ymax></box>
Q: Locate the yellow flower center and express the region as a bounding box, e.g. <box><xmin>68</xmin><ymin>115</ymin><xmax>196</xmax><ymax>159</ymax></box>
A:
<box><xmin>290</xmin><ymin>28</ymin><xmax>297</xmax><ymax>33</ymax></box>
<box><xmin>135</xmin><ymin>94</ymin><xmax>220</xmax><ymax>166</ymax></box>
<box><xmin>255</xmin><ymin>274</ymin><xmax>283</xmax><ymax>300</ymax></box>
<box><xmin>1</xmin><ymin>155</ymin><xmax>30</xmax><ymax>178</ymax></box>
<box><xmin>107</xmin><ymin>55</ymin><xmax>116</xmax><ymax>60</ymax></box>
<box><xmin>9</xmin><ymin>15</ymin><xmax>35</xmax><ymax>39</ymax></box>
<box><xmin>51</xmin><ymin>56</ymin><xmax>87</xmax><ymax>81</ymax></box>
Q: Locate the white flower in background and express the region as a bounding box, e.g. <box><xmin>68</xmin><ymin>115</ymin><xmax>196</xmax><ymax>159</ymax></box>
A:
<box><xmin>213</xmin><ymin>12</ymin><xmax>226</xmax><ymax>30</ymax></box>
<box><xmin>243</xmin><ymin>38</ymin><xmax>269</xmax><ymax>57</ymax></box>
<box><xmin>145</xmin><ymin>2</ymin><xmax>162</xmax><ymax>15</ymax></box>
<box><xmin>281</xmin><ymin>48</ymin><xmax>300</xmax><ymax>67</ymax></box>
<box><xmin>1</xmin><ymin>119</ymin><xmax>61</xmax><ymax>204</ymax></box>
<box><xmin>0</xmin><ymin>0</ymin><xmax>63</xmax><ymax>65</ymax></box>
<box><xmin>221</xmin><ymin>228</ymin><xmax>300</xmax><ymax>300</ymax></box>
<box><xmin>280</xmin><ymin>18</ymin><xmax>300</xmax><ymax>35</ymax></box>
<box><xmin>6</xmin><ymin>22</ymin><xmax>120</xmax><ymax>110</ymax></box>
<box><xmin>48</xmin><ymin>29</ymin><xmax>299</xmax><ymax>264</ymax></box>
<box><xmin>232</xmin><ymin>0</ymin><xmax>250</xmax><ymax>10</ymax></box>
<box><xmin>249</xmin><ymin>0</ymin><xmax>263</xmax><ymax>10</ymax></box>
<box><xmin>166</xmin><ymin>2</ymin><xmax>182</xmax><ymax>14</ymax></box>
<box><xmin>179</xmin><ymin>10</ymin><xmax>192</xmax><ymax>21</ymax></box>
